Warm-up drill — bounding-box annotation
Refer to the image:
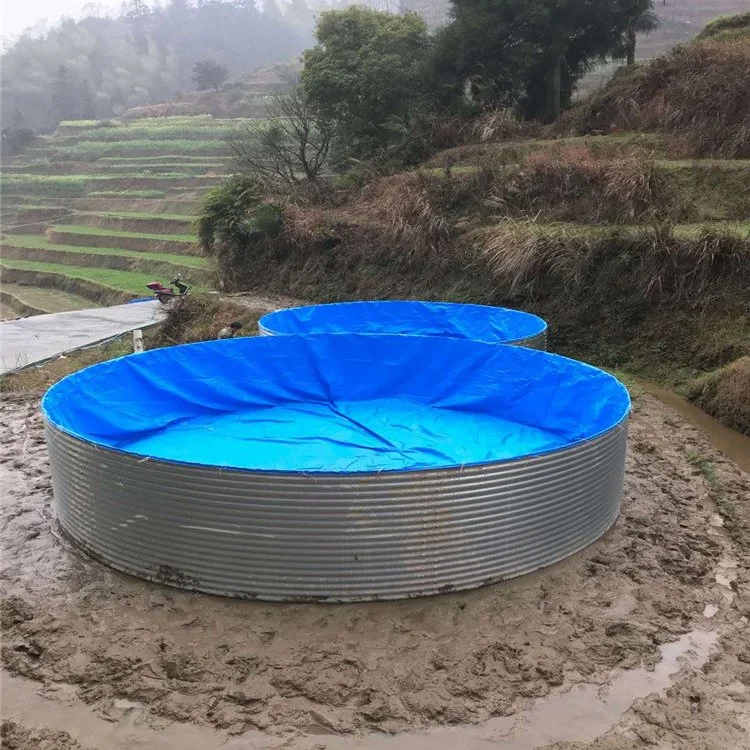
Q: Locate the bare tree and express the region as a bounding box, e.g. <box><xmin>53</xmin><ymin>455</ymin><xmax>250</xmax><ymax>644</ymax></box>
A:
<box><xmin>227</xmin><ymin>87</ymin><xmax>333</xmax><ymax>185</ymax></box>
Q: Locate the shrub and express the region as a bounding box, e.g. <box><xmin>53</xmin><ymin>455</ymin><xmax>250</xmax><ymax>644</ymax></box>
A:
<box><xmin>485</xmin><ymin>146</ymin><xmax>672</xmax><ymax>224</ymax></box>
<box><xmin>687</xmin><ymin>357</ymin><xmax>750</xmax><ymax>435</ymax></box>
<box><xmin>196</xmin><ymin>175</ymin><xmax>284</xmax><ymax>290</ymax></box>
<box><xmin>564</xmin><ymin>34</ymin><xmax>750</xmax><ymax>157</ymax></box>
<box><xmin>348</xmin><ymin>168</ymin><xmax>494</xmax><ymax>259</ymax></box>
<box><xmin>477</xmin><ymin>221</ymin><xmax>750</xmax><ymax>305</ymax></box>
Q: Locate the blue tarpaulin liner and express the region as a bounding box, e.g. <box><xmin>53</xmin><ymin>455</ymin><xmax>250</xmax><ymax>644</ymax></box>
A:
<box><xmin>259</xmin><ymin>301</ymin><xmax>547</xmax><ymax>344</ymax></box>
<box><xmin>42</xmin><ymin>333</ymin><xmax>629</xmax><ymax>474</ymax></box>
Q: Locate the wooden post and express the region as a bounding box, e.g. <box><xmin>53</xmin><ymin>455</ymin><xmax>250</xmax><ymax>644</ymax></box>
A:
<box><xmin>133</xmin><ymin>329</ymin><xmax>144</xmax><ymax>353</ymax></box>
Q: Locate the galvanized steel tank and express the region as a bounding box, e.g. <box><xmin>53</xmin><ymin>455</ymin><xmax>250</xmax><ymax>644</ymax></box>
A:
<box><xmin>43</xmin><ymin>334</ymin><xmax>629</xmax><ymax>602</ymax></box>
<box><xmin>258</xmin><ymin>301</ymin><xmax>548</xmax><ymax>349</ymax></box>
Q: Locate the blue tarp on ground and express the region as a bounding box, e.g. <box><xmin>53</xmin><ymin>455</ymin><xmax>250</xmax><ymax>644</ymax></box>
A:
<box><xmin>42</xmin><ymin>333</ymin><xmax>629</xmax><ymax>474</ymax></box>
<box><xmin>259</xmin><ymin>301</ymin><xmax>547</xmax><ymax>344</ymax></box>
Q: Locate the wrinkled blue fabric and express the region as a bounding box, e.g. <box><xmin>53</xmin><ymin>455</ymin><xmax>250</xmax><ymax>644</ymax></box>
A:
<box><xmin>42</xmin><ymin>333</ymin><xmax>629</xmax><ymax>474</ymax></box>
<box><xmin>259</xmin><ymin>301</ymin><xmax>547</xmax><ymax>344</ymax></box>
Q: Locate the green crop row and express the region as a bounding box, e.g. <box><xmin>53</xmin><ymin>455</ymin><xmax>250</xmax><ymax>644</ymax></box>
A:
<box><xmin>97</xmin><ymin>155</ymin><xmax>230</xmax><ymax>163</ymax></box>
<box><xmin>56</xmin><ymin>224</ymin><xmax>196</xmax><ymax>242</ymax></box>
<box><xmin>77</xmin><ymin>126</ymin><xmax>245</xmax><ymax>142</ymax></box>
<box><xmin>87</xmin><ymin>190</ymin><xmax>167</xmax><ymax>198</ymax></box>
<box><xmin>48</xmin><ymin>140</ymin><xmax>228</xmax><ymax>160</ymax></box>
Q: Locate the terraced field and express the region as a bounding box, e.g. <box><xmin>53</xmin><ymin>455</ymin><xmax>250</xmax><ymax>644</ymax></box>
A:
<box><xmin>0</xmin><ymin>116</ymin><xmax>235</xmax><ymax>316</ymax></box>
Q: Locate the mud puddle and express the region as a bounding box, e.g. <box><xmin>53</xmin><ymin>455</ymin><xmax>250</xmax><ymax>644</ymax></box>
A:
<box><xmin>2</xmin><ymin>391</ymin><xmax>750</xmax><ymax>749</ymax></box>
<box><xmin>636</xmin><ymin>379</ymin><xmax>750</xmax><ymax>474</ymax></box>
<box><xmin>0</xmin><ymin>629</ymin><xmax>720</xmax><ymax>749</ymax></box>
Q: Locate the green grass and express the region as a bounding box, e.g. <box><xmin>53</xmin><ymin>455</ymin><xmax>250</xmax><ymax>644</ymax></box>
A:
<box><xmin>76</xmin><ymin>127</ymin><xmax>242</xmax><ymax>142</ymax></box>
<box><xmin>97</xmin><ymin>155</ymin><xmax>230</xmax><ymax>163</ymax></box>
<box><xmin>54</xmin><ymin>224</ymin><xmax>196</xmax><ymax>242</ymax></box>
<box><xmin>672</xmin><ymin>222</ymin><xmax>750</xmax><ymax>238</ymax></box>
<box><xmin>657</xmin><ymin>159</ymin><xmax>750</xmax><ymax>169</ymax></box>
<box><xmin>91</xmin><ymin>162</ymin><xmax>225</xmax><ymax>170</ymax></box>
<box><xmin>1</xmin><ymin>283</ymin><xmax>98</xmax><ymax>312</ymax></box>
<box><xmin>1</xmin><ymin>174</ymin><xmax>208</xmax><ymax>195</ymax></box>
<box><xmin>48</xmin><ymin>140</ymin><xmax>228</xmax><ymax>160</ymax></box>
<box><xmin>87</xmin><ymin>190</ymin><xmax>167</xmax><ymax>198</ymax></box>
<box><xmin>1</xmin><ymin>259</ymin><xmax>169</xmax><ymax>295</ymax></box>
<box><xmin>482</xmin><ymin>220</ymin><xmax>750</xmax><ymax>239</ymax></box>
<box><xmin>58</xmin><ymin>119</ymin><xmax>107</xmax><ymax>128</ymax></box>
<box><xmin>73</xmin><ymin>117</ymin><xmax>258</xmax><ymax>142</ymax></box>
<box><xmin>96</xmin><ymin>211</ymin><xmax>196</xmax><ymax>221</ymax></box>
<box><xmin>4</xmin><ymin>235</ymin><xmax>206</xmax><ymax>268</ymax></box>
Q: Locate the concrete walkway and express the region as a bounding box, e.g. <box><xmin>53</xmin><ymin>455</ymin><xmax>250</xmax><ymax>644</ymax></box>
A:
<box><xmin>0</xmin><ymin>301</ymin><xmax>163</xmax><ymax>375</ymax></box>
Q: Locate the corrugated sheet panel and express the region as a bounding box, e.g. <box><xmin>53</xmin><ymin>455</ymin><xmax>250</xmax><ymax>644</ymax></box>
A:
<box><xmin>46</xmin><ymin>417</ymin><xmax>627</xmax><ymax>602</ymax></box>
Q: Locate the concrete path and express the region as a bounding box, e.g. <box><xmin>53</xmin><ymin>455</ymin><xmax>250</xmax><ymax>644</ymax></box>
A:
<box><xmin>0</xmin><ymin>301</ymin><xmax>163</xmax><ymax>375</ymax></box>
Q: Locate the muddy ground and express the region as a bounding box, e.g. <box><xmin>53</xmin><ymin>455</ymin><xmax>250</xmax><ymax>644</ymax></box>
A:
<box><xmin>2</xmin><ymin>390</ymin><xmax>750</xmax><ymax>749</ymax></box>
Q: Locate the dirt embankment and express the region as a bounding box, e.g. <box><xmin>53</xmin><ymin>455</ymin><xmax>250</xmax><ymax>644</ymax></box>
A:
<box><xmin>0</xmin><ymin>246</ymin><xmax>212</xmax><ymax>288</ymax></box>
<box><xmin>2</xmin><ymin>389</ymin><xmax>749</xmax><ymax>747</ymax></box>
<box><xmin>45</xmin><ymin>229</ymin><xmax>199</xmax><ymax>256</ymax></box>
<box><xmin>688</xmin><ymin>356</ymin><xmax>750</xmax><ymax>435</ymax></box>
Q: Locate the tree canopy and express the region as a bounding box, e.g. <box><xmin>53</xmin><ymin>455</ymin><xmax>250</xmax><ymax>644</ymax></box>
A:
<box><xmin>434</xmin><ymin>0</ymin><xmax>657</xmax><ymax>119</ymax></box>
<box><xmin>192</xmin><ymin>60</ymin><xmax>230</xmax><ymax>92</ymax></box>
<box><xmin>302</xmin><ymin>6</ymin><xmax>431</xmax><ymax>159</ymax></box>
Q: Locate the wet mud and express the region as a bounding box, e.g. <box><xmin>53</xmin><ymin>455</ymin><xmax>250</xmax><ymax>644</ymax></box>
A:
<box><xmin>1</xmin><ymin>390</ymin><xmax>749</xmax><ymax>748</ymax></box>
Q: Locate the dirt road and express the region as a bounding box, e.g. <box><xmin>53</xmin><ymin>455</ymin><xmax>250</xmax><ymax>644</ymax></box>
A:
<box><xmin>1</xmin><ymin>390</ymin><xmax>749</xmax><ymax>749</ymax></box>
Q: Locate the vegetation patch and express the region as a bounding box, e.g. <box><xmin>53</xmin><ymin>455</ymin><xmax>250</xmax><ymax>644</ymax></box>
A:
<box><xmin>73</xmin><ymin>198</ymin><xmax>199</xmax><ymax>214</ymax></box>
<box><xmin>49</xmin><ymin>224</ymin><xmax>195</xmax><ymax>242</ymax></box>
<box><xmin>3</xmin><ymin>235</ymin><xmax>204</xmax><ymax>267</ymax></box>
<box><xmin>1</xmin><ymin>245</ymin><xmax>208</xmax><ymax>287</ymax></box>
<box><xmin>0</xmin><ymin>283</ymin><xmax>98</xmax><ymax>314</ymax></box>
<box><xmin>0</xmin><ymin>263</ymin><xmax>144</xmax><ymax>302</ymax></box>
<box><xmin>45</xmin><ymin>227</ymin><xmax>199</xmax><ymax>255</ymax></box>
<box><xmin>47</xmin><ymin>140</ymin><xmax>228</xmax><ymax>161</ymax></box>
<box><xmin>687</xmin><ymin>357</ymin><xmax>750</xmax><ymax>435</ymax></box>
<box><xmin>87</xmin><ymin>190</ymin><xmax>167</xmax><ymax>199</ymax></box>
<box><xmin>157</xmin><ymin>294</ymin><xmax>261</xmax><ymax>347</ymax></box>
<box><xmin>563</xmin><ymin>31</ymin><xmax>750</xmax><ymax>157</ymax></box>
<box><xmin>68</xmin><ymin>213</ymin><xmax>195</xmax><ymax>235</ymax></box>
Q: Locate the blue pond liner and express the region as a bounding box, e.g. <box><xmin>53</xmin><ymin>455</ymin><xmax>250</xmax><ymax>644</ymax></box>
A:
<box><xmin>43</xmin><ymin>333</ymin><xmax>628</xmax><ymax>475</ymax></box>
<box><xmin>258</xmin><ymin>301</ymin><xmax>548</xmax><ymax>347</ymax></box>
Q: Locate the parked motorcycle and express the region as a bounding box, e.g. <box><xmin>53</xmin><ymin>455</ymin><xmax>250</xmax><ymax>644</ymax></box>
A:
<box><xmin>146</xmin><ymin>276</ymin><xmax>190</xmax><ymax>304</ymax></box>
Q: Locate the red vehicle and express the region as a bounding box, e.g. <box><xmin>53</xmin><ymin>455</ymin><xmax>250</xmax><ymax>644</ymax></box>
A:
<box><xmin>146</xmin><ymin>276</ymin><xmax>190</xmax><ymax>304</ymax></box>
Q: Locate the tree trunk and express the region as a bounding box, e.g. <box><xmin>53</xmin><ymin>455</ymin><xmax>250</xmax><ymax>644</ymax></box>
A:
<box><xmin>626</xmin><ymin>23</ymin><xmax>636</xmax><ymax>66</ymax></box>
<box><xmin>545</xmin><ymin>53</ymin><xmax>563</xmax><ymax>123</ymax></box>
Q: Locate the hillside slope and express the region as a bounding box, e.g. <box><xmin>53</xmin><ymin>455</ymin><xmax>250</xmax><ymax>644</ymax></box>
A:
<box><xmin>198</xmin><ymin>21</ymin><xmax>749</xmax><ymax>432</ymax></box>
<box><xmin>0</xmin><ymin>115</ymin><xmax>236</xmax><ymax>315</ymax></box>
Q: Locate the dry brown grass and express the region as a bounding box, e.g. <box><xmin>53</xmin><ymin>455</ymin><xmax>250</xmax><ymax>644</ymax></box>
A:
<box><xmin>0</xmin><ymin>339</ymin><xmax>134</xmax><ymax>394</ymax></box>
<box><xmin>565</xmin><ymin>35</ymin><xmax>750</xmax><ymax>157</ymax></box>
<box><xmin>343</xmin><ymin>169</ymin><xmax>494</xmax><ymax>260</ymax></box>
<box><xmin>412</xmin><ymin>108</ymin><xmax>532</xmax><ymax>153</ymax></box>
<box><xmin>157</xmin><ymin>295</ymin><xmax>261</xmax><ymax>345</ymax></box>
<box><xmin>477</xmin><ymin>221</ymin><xmax>750</xmax><ymax>305</ymax></box>
<box><xmin>486</xmin><ymin>146</ymin><xmax>672</xmax><ymax>224</ymax></box>
<box><xmin>688</xmin><ymin>356</ymin><xmax>750</xmax><ymax>434</ymax></box>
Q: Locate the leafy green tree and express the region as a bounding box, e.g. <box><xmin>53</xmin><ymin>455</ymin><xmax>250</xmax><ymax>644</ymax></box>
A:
<box><xmin>302</xmin><ymin>6</ymin><xmax>431</xmax><ymax>159</ymax></box>
<box><xmin>622</xmin><ymin>0</ymin><xmax>658</xmax><ymax>65</ymax></box>
<box><xmin>52</xmin><ymin>65</ymin><xmax>81</xmax><ymax>120</ymax></box>
<box><xmin>196</xmin><ymin>175</ymin><xmax>283</xmax><ymax>290</ymax></box>
<box><xmin>435</xmin><ymin>0</ymin><xmax>657</xmax><ymax>120</ymax></box>
<box><xmin>191</xmin><ymin>59</ymin><xmax>230</xmax><ymax>91</ymax></box>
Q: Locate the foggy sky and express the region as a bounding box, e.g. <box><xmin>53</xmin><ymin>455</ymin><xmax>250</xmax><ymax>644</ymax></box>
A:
<box><xmin>2</xmin><ymin>0</ymin><xmax>119</xmax><ymax>44</ymax></box>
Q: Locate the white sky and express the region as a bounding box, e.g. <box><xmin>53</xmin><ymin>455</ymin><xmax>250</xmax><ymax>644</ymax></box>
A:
<box><xmin>1</xmin><ymin>0</ymin><xmax>120</xmax><ymax>46</ymax></box>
